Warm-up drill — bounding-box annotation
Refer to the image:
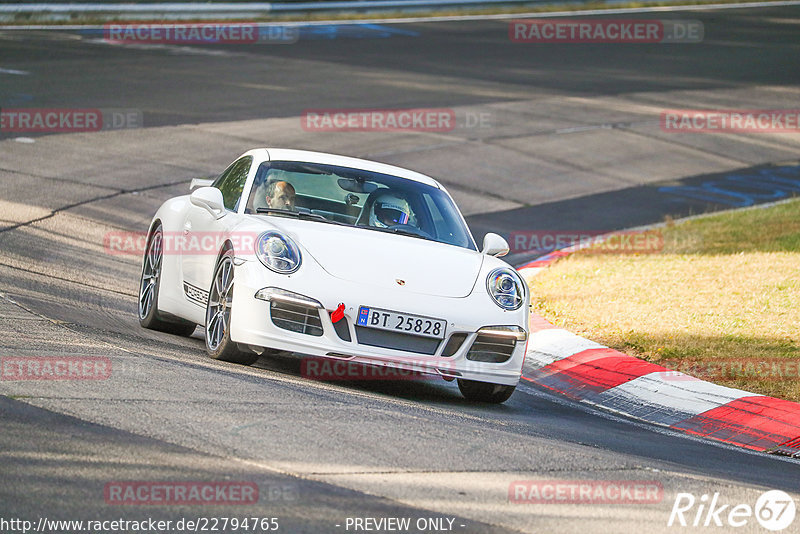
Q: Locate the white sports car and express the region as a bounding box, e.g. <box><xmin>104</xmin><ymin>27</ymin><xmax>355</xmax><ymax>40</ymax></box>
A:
<box><xmin>138</xmin><ymin>148</ymin><xmax>529</xmax><ymax>403</ymax></box>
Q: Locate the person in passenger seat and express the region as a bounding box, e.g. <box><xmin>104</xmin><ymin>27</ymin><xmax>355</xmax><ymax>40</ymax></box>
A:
<box><xmin>264</xmin><ymin>180</ymin><xmax>296</xmax><ymax>211</ymax></box>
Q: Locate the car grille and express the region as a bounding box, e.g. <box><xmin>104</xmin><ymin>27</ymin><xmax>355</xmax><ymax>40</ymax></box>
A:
<box><xmin>354</xmin><ymin>327</ymin><xmax>441</xmax><ymax>355</ymax></box>
<box><xmin>441</xmin><ymin>333</ymin><xmax>468</xmax><ymax>357</ymax></box>
<box><xmin>333</xmin><ymin>317</ymin><xmax>351</xmax><ymax>342</ymax></box>
<box><xmin>466</xmin><ymin>334</ymin><xmax>517</xmax><ymax>363</ymax></box>
<box><xmin>270</xmin><ymin>300</ymin><xmax>323</xmax><ymax>337</ymax></box>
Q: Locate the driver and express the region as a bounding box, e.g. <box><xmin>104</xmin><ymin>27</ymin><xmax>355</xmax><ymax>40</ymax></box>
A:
<box><xmin>264</xmin><ymin>180</ymin><xmax>296</xmax><ymax>211</ymax></box>
<box><xmin>369</xmin><ymin>192</ymin><xmax>417</xmax><ymax>228</ymax></box>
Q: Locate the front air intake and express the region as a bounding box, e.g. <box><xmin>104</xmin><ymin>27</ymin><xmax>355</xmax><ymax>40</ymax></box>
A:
<box><xmin>466</xmin><ymin>334</ymin><xmax>517</xmax><ymax>363</ymax></box>
<box><xmin>270</xmin><ymin>300</ymin><xmax>323</xmax><ymax>337</ymax></box>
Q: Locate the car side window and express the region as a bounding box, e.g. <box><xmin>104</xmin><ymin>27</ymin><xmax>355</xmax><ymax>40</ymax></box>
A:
<box><xmin>213</xmin><ymin>156</ymin><xmax>252</xmax><ymax>211</ymax></box>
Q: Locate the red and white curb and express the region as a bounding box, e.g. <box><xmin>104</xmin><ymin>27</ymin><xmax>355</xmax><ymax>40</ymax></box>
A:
<box><xmin>516</xmin><ymin>245</ymin><xmax>800</xmax><ymax>455</ymax></box>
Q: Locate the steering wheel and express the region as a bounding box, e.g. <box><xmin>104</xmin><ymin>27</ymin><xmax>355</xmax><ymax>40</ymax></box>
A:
<box><xmin>388</xmin><ymin>224</ymin><xmax>432</xmax><ymax>239</ymax></box>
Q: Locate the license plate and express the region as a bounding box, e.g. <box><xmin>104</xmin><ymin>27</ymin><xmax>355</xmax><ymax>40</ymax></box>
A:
<box><xmin>357</xmin><ymin>306</ymin><xmax>446</xmax><ymax>339</ymax></box>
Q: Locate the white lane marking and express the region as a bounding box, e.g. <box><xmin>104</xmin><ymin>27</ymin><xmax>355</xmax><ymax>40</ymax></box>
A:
<box><xmin>556</xmin><ymin>124</ymin><xmax>615</xmax><ymax>134</ymax></box>
<box><xmin>85</xmin><ymin>38</ymin><xmax>239</xmax><ymax>57</ymax></box>
<box><xmin>594</xmin><ymin>370</ymin><xmax>755</xmax><ymax>423</ymax></box>
<box><xmin>526</xmin><ymin>328</ymin><xmax>605</xmax><ymax>369</ymax></box>
<box><xmin>0</xmin><ymin>67</ymin><xmax>29</xmax><ymax>75</ymax></box>
<box><xmin>2</xmin><ymin>0</ymin><xmax>800</xmax><ymax>30</ymax></box>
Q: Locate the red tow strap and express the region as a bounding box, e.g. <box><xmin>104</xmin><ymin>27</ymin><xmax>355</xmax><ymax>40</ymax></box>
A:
<box><xmin>330</xmin><ymin>303</ymin><xmax>345</xmax><ymax>323</ymax></box>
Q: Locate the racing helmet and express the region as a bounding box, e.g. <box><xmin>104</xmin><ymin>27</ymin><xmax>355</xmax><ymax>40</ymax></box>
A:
<box><xmin>369</xmin><ymin>192</ymin><xmax>416</xmax><ymax>228</ymax></box>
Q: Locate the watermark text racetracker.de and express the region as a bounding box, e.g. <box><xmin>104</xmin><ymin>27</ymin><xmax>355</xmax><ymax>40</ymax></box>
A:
<box><xmin>509</xmin><ymin>229</ymin><xmax>665</xmax><ymax>255</ymax></box>
<box><xmin>104</xmin><ymin>481</ymin><xmax>258</xmax><ymax>505</ymax></box>
<box><xmin>103</xmin><ymin>22</ymin><xmax>298</xmax><ymax>44</ymax></box>
<box><xmin>301</xmin><ymin>108</ymin><xmax>492</xmax><ymax>132</ymax></box>
<box><xmin>509</xmin><ymin>479</ymin><xmax>663</xmax><ymax>504</ymax></box>
<box><xmin>104</xmin><ymin>231</ymin><xmax>261</xmax><ymax>256</ymax></box>
<box><xmin>1</xmin><ymin>356</ymin><xmax>111</xmax><ymax>381</ymax></box>
<box><xmin>661</xmin><ymin>110</ymin><xmax>800</xmax><ymax>133</ymax></box>
<box><xmin>0</xmin><ymin>108</ymin><xmax>142</xmax><ymax>133</ymax></box>
<box><xmin>302</xmin><ymin>356</ymin><xmax>459</xmax><ymax>381</ymax></box>
<box><xmin>662</xmin><ymin>359</ymin><xmax>800</xmax><ymax>382</ymax></box>
<box><xmin>509</xmin><ymin>19</ymin><xmax>703</xmax><ymax>43</ymax></box>
<box><xmin>0</xmin><ymin>517</ymin><xmax>279</xmax><ymax>533</ymax></box>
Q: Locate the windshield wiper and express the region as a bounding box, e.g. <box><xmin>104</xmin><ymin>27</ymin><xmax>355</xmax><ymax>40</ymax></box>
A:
<box><xmin>356</xmin><ymin>224</ymin><xmax>429</xmax><ymax>241</ymax></box>
<box><xmin>256</xmin><ymin>208</ymin><xmax>343</xmax><ymax>225</ymax></box>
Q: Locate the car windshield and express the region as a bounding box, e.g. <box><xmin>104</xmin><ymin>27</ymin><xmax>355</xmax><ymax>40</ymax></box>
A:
<box><xmin>244</xmin><ymin>161</ymin><xmax>477</xmax><ymax>251</ymax></box>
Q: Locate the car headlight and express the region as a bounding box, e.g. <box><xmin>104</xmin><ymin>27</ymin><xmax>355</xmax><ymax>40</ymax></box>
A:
<box><xmin>486</xmin><ymin>268</ymin><xmax>525</xmax><ymax>310</ymax></box>
<box><xmin>255</xmin><ymin>231</ymin><xmax>301</xmax><ymax>274</ymax></box>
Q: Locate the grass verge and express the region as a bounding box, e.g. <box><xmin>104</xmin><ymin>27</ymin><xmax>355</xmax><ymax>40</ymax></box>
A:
<box><xmin>528</xmin><ymin>198</ymin><xmax>800</xmax><ymax>401</ymax></box>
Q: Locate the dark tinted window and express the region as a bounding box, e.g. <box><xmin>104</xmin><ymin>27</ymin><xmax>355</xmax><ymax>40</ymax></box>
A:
<box><xmin>213</xmin><ymin>156</ymin><xmax>252</xmax><ymax>211</ymax></box>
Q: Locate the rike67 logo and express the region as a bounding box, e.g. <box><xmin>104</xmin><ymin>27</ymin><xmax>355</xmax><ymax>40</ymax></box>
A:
<box><xmin>668</xmin><ymin>490</ymin><xmax>796</xmax><ymax>531</ymax></box>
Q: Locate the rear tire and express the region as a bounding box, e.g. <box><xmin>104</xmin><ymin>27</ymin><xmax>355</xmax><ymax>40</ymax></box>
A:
<box><xmin>138</xmin><ymin>224</ymin><xmax>196</xmax><ymax>336</ymax></box>
<box><xmin>205</xmin><ymin>251</ymin><xmax>258</xmax><ymax>366</ymax></box>
<box><xmin>457</xmin><ymin>379</ymin><xmax>516</xmax><ymax>404</ymax></box>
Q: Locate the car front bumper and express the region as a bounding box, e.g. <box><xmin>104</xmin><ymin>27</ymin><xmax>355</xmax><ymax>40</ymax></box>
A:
<box><xmin>230</xmin><ymin>259</ymin><xmax>528</xmax><ymax>386</ymax></box>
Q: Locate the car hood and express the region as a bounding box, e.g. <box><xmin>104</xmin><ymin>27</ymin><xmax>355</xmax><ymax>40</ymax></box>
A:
<box><xmin>262</xmin><ymin>217</ymin><xmax>484</xmax><ymax>298</ymax></box>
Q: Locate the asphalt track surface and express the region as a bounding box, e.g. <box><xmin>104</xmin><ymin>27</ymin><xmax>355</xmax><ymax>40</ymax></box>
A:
<box><xmin>1</xmin><ymin>6</ymin><xmax>800</xmax><ymax>534</ymax></box>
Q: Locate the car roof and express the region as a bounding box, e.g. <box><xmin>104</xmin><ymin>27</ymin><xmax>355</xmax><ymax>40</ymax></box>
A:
<box><xmin>258</xmin><ymin>148</ymin><xmax>441</xmax><ymax>189</ymax></box>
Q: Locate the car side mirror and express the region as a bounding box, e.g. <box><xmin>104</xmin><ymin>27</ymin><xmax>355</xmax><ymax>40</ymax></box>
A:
<box><xmin>190</xmin><ymin>187</ymin><xmax>226</xmax><ymax>219</ymax></box>
<box><xmin>481</xmin><ymin>233</ymin><xmax>509</xmax><ymax>257</ymax></box>
<box><xmin>190</xmin><ymin>178</ymin><xmax>214</xmax><ymax>191</ymax></box>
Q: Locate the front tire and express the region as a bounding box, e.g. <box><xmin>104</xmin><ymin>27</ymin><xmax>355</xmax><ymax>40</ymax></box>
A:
<box><xmin>205</xmin><ymin>251</ymin><xmax>258</xmax><ymax>366</ymax></box>
<box><xmin>457</xmin><ymin>379</ymin><xmax>516</xmax><ymax>404</ymax></box>
<box><xmin>138</xmin><ymin>224</ymin><xmax>196</xmax><ymax>336</ymax></box>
